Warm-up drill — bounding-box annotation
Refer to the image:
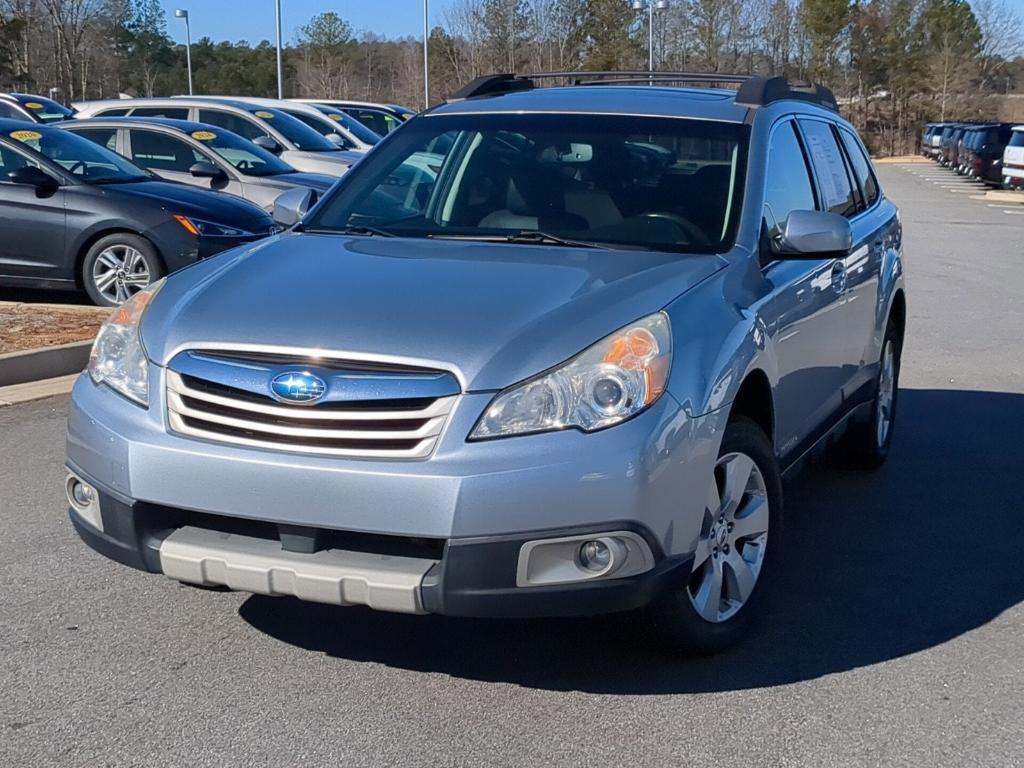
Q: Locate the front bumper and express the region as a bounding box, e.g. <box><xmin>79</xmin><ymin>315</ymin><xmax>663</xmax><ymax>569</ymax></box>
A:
<box><xmin>66</xmin><ymin>370</ymin><xmax>719</xmax><ymax>618</ymax></box>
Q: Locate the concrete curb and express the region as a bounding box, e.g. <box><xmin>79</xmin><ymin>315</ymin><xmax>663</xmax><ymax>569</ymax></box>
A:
<box><xmin>0</xmin><ymin>340</ymin><xmax>93</xmax><ymax>388</ymax></box>
<box><xmin>0</xmin><ymin>374</ymin><xmax>79</xmax><ymax>407</ymax></box>
<box><xmin>0</xmin><ymin>300</ymin><xmax>106</xmax><ymax>313</ymax></box>
<box><xmin>983</xmin><ymin>190</ymin><xmax>1024</xmax><ymax>205</ymax></box>
<box><xmin>873</xmin><ymin>156</ymin><xmax>930</xmax><ymax>164</ymax></box>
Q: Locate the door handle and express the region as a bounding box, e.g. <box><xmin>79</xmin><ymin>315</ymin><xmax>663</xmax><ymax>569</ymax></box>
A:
<box><xmin>830</xmin><ymin>261</ymin><xmax>847</xmax><ymax>294</ymax></box>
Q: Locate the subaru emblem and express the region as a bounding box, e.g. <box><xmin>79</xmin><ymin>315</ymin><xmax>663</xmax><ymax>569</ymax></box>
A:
<box><xmin>270</xmin><ymin>371</ymin><xmax>327</xmax><ymax>405</ymax></box>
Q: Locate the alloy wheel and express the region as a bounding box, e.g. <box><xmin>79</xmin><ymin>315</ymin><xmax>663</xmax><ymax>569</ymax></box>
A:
<box><xmin>687</xmin><ymin>451</ymin><xmax>770</xmax><ymax>623</ymax></box>
<box><xmin>91</xmin><ymin>245</ymin><xmax>151</xmax><ymax>304</ymax></box>
<box><xmin>876</xmin><ymin>340</ymin><xmax>896</xmax><ymax>449</ymax></box>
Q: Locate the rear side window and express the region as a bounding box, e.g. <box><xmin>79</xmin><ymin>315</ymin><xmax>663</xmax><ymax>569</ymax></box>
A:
<box><xmin>73</xmin><ymin>127</ymin><xmax>118</xmax><ymax>152</ymax></box>
<box><xmin>129</xmin><ymin>129</ymin><xmax>204</xmax><ymax>172</ymax></box>
<box><xmin>799</xmin><ymin>119</ymin><xmax>858</xmax><ymax>218</ymax></box>
<box><xmin>130</xmin><ymin>106</ymin><xmax>189</xmax><ymax>119</ymax></box>
<box><xmin>839</xmin><ymin>128</ymin><xmax>880</xmax><ymax>208</ymax></box>
<box><xmin>95</xmin><ymin>107</ymin><xmax>130</xmax><ymax>117</ymax></box>
<box><xmin>763</xmin><ymin>121</ymin><xmax>817</xmax><ymax>236</ymax></box>
<box><xmin>198</xmin><ymin>109</ymin><xmax>265</xmax><ymax>141</ymax></box>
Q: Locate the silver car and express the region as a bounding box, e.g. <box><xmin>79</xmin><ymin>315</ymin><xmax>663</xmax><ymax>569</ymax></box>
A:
<box><xmin>61</xmin><ymin>117</ymin><xmax>336</xmax><ymax>211</ymax></box>
<box><xmin>73</xmin><ymin>98</ymin><xmax>361</xmax><ymax>176</ymax></box>
<box><xmin>66</xmin><ymin>73</ymin><xmax>905</xmax><ymax>654</ymax></box>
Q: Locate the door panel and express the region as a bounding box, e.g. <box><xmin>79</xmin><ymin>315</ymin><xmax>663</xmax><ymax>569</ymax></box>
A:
<box><xmin>0</xmin><ymin>144</ymin><xmax>67</xmax><ymax>279</ymax></box>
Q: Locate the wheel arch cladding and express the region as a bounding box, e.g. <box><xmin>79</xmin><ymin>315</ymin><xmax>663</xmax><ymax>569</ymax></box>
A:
<box><xmin>729</xmin><ymin>369</ymin><xmax>775</xmax><ymax>445</ymax></box>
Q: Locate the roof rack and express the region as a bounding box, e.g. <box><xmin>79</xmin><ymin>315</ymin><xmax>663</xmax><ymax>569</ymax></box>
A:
<box><xmin>447</xmin><ymin>72</ymin><xmax>838</xmax><ymax>113</ymax></box>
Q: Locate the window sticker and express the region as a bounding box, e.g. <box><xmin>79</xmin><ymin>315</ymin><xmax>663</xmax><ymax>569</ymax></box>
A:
<box><xmin>25</xmin><ymin>102</ymin><xmax>44</xmax><ymax>110</ymax></box>
<box><xmin>254</xmin><ymin>111</ymin><xmax>275</xmax><ymax>119</ymax></box>
<box><xmin>10</xmin><ymin>129</ymin><xmax>42</xmax><ymax>142</ymax></box>
<box><xmin>327</xmin><ymin>113</ymin><xmax>343</xmax><ymax>122</ymax></box>
<box><xmin>191</xmin><ymin>130</ymin><xmax>217</xmax><ymax>141</ymax></box>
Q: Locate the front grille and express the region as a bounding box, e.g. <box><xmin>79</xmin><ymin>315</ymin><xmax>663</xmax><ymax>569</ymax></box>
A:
<box><xmin>166</xmin><ymin>368</ymin><xmax>457</xmax><ymax>460</ymax></box>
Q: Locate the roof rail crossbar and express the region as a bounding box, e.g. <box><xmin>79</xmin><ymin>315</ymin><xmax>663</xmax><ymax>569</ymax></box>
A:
<box><xmin>447</xmin><ymin>72</ymin><xmax>839</xmax><ymax>113</ymax></box>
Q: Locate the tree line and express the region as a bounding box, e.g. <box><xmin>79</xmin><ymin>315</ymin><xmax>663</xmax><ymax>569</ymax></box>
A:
<box><xmin>2</xmin><ymin>0</ymin><xmax>1023</xmax><ymax>154</ymax></box>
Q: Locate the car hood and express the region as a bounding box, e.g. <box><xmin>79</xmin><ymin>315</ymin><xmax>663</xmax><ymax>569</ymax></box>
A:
<box><xmin>281</xmin><ymin>149</ymin><xmax>359</xmax><ymax>175</ymax></box>
<box><xmin>102</xmin><ymin>179</ymin><xmax>272</xmax><ymax>230</ymax></box>
<box><xmin>270</xmin><ymin>171</ymin><xmax>336</xmax><ymax>194</ymax></box>
<box><xmin>142</xmin><ymin>234</ymin><xmax>724</xmax><ymax>391</ymax></box>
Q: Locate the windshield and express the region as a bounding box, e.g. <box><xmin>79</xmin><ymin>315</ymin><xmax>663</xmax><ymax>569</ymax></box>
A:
<box><xmin>189</xmin><ymin>127</ymin><xmax>293</xmax><ymax>176</ymax></box>
<box><xmin>7</xmin><ymin>126</ymin><xmax>148</xmax><ymax>183</ymax></box>
<box><xmin>316</xmin><ymin>106</ymin><xmax>381</xmax><ymax>145</ymax></box>
<box><xmin>244</xmin><ymin>106</ymin><xmax>337</xmax><ymax>152</ymax></box>
<box><xmin>13</xmin><ymin>95</ymin><xmax>74</xmax><ymax>123</ymax></box>
<box><xmin>305</xmin><ymin>113</ymin><xmax>748</xmax><ymax>254</ymax></box>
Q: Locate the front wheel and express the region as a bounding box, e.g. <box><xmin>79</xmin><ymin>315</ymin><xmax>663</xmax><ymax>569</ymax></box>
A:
<box><xmin>82</xmin><ymin>234</ymin><xmax>164</xmax><ymax>307</ymax></box>
<box><xmin>648</xmin><ymin>416</ymin><xmax>782</xmax><ymax>655</ymax></box>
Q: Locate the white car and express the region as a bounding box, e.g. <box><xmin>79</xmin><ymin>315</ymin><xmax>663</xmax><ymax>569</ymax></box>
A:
<box><xmin>1003</xmin><ymin>125</ymin><xmax>1024</xmax><ymax>189</ymax></box>
<box><xmin>194</xmin><ymin>96</ymin><xmax>379</xmax><ymax>153</ymax></box>
<box><xmin>73</xmin><ymin>98</ymin><xmax>360</xmax><ymax>176</ymax></box>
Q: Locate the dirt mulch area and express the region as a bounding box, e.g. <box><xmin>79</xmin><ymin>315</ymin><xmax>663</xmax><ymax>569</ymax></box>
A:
<box><xmin>0</xmin><ymin>303</ymin><xmax>110</xmax><ymax>355</ymax></box>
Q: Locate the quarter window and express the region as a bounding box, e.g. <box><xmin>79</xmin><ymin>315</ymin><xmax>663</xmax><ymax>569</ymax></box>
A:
<box><xmin>839</xmin><ymin>128</ymin><xmax>880</xmax><ymax>207</ymax></box>
<box><xmin>763</xmin><ymin>121</ymin><xmax>817</xmax><ymax>236</ymax></box>
<box><xmin>799</xmin><ymin>119</ymin><xmax>858</xmax><ymax>218</ymax></box>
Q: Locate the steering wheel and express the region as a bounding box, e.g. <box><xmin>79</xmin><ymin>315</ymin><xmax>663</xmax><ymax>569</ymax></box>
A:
<box><xmin>641</xmin><ymin>211</ymin><xmax>712</xmax><ymax>247</ymax></box>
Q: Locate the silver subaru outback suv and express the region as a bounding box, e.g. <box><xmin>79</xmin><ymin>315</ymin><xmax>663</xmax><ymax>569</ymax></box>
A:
<box><xmin>66</xmin><ymin>72</ymin><xmax>905</xmax><ymax>653</ymax></box>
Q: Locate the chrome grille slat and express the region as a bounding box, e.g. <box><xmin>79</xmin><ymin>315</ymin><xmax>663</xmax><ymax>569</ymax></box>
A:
<box><xmin>165</xmin><ymin>358</ymin><xmax>458</xmax><ymax>460</ymax></box>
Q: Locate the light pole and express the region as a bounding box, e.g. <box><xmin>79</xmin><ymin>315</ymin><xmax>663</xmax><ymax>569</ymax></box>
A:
<box><xmin>632</xmin><ymin>0</ymin><xmax>668</xmax><ymax>73</ymax></box>
<box><xmin>422</xmin><ymin>0</ymin><xmax>429</xmax><ymax>109</ymax></box>
<box><xmin>275</xmin><ymin>0</ymin><xmax>284</xmax><ymax>99</ymax></box>
<box><xmin>174</xmin><ymin>9</ymin><xmax>193</xmax><ymax>95</ymax></box>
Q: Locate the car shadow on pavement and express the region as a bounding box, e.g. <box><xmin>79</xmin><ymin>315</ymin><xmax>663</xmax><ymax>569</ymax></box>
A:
<box><xmin>239</xmin><ymin>387</ymin><xmax>1024</xmax><ymax>693</ymax></box>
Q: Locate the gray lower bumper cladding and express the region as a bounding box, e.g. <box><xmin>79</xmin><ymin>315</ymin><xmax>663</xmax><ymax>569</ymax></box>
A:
<box><xmin>159</xmin><ymin>526</ymin><xmax>437</xmax><ymax>614</ymax></box>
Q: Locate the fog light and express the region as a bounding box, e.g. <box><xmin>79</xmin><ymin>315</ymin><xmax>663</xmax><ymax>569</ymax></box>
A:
<box><xmin>578</xmin><ymin>539</ymin><xmax>612</xmax><ymax>572</ymax></box>
<box><xmin>66</xmin><ymin>473</ymin><xmax>102</xmax><ymax>531</ymax></box>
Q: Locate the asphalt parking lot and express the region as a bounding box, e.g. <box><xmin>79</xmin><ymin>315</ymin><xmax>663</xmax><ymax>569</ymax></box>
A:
<box><xmin>2</xmin><ymin>163</ymin><xmax>1022</xmax><ymax>767</ymax></box>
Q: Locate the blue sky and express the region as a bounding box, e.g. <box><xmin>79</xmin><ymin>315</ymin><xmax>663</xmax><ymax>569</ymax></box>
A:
<box><xmin>160</xmin><ymin>0</ymin><xmax>1024</xmax><ymax>45</ymax></box>
<box><xmin>159</xmin><ymin>1</ymin><xmax>456</xmax><ymax>44</ymax></box>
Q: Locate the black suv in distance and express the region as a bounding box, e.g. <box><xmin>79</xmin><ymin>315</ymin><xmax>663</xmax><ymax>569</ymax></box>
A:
<box><xmin>0</xmin><ymin>119</ymin><xmax>275</xmax><ymax>305</ymax></box>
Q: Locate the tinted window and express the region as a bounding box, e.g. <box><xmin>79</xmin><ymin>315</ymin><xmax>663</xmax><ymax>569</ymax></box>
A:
<box><xmin>344</xmin><ymin>108</ymin><xmax>399</xmax><ymax>136</ymax></box>
<box><xmin>7</xmin><ymin>126</ymin><xmax>147</xmax><ymax>183</ymax></box>
<box><xmin>96</xmin><ymin>107</ymin><xmax>130</xmax><ymax>117</ymax></box>
<box><xmin>129</xmin><ymin>129</ymin><xmax>205</xmax><ymax>172</ymax></box>
<box><xmin>289</xmin><ymin>110</ymin><xmax>355</xmax><ymax>148</ymax></box>
<box><xmin>307</xmin><ymin>113</ymin><xmax>749</xmax><ymax>254</ymax></box>
<box><xmin>72</xmin><ymin>127</ymin><xmax>118</xmax><ymax>152</ymax></box>
<box><xmin>0</xmin><ymin>101</ymin><xmax>30</xmax><ymax>121</ymax></box>
<box><xmin>198</xmin><ymin>109</ymin><xmax>266</xmax><ymax>141</ymax></box>
<box><xmin>799</xmin><ymin>120</ymin><xmax>857</xmax><ymax>218</ymax></box>
<box><xmin>130</xmin><ymin>106</ymin><xmax>189</xmax><ymax>119</ymax></box>
<box><xmin>188</xmin><ymin>127</ymin><xmax>292</xmax><ymax>176</ymax></box>
<box><xmin>0</xmin><ymin>141</ymin><xmax>40</xmax><ymax>177</ymax></box>
<box><xmin>1008</xmin><ymin>131</ymin><xmax>1024</xmax><ymax>148</ymax></box>
<box><xmin>839</xmin><ymin>128</ymin><xmax>880</xmax><ymax>207</ymax></box>
<box><xmin>763</xmin><ymin>121</ymin><xmax>817</xmax><ymax>236</ymax></box>
<box><xmin>319</xmin><ymin>107</ymin><xmax>381</xmax><ymax>145</ymax></box>
<box><xmin>14</xmin><ymin>95</ymin><xmax>74</xmax><ymax>123</ymax></box>
<box><xmin>241</xmin><ymin>107</ymin><xmax>336</xmax><ymax>151</ymax></box>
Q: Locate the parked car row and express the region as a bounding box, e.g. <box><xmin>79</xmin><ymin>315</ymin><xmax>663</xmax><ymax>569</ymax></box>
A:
<box><xmin>921</xmin><ymin>120</ymin><xmax>1024</xmax><ymax>189</ymax></box>
<box><xmin>0</xmin><ymin>91</ymin><xmax>416</xmax><ymax>306</ymax></box>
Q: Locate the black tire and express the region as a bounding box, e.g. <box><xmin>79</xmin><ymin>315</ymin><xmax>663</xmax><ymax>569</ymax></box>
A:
<box><xmin>844</xmin><ymin>320</ymin><xmax>902</xmax><ymax>469</ymax></box>
<box><xmin>648</xmin><ymin>415</ymin><xmax>783</xmax><ymax>655</ymax></box>
<box><xmin>81</xmin><ymin>233</ymin><xmax>164</xmax><ymax>307</ymax></box>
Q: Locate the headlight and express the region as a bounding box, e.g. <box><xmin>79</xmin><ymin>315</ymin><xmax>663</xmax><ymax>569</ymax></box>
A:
<box><xmin>88</xmin><ymin>280</ymin><xmax>164</xmax><ymax>405</ymax></box>
<box><xmin>470</xmin><ymin>312</ymin><xmax>671</xmax><ymax>440</ymax></box>
<box><xmin>174</xmin><ymin>214</ymin><xmax>250</xmax><ymax>238</ymax></box>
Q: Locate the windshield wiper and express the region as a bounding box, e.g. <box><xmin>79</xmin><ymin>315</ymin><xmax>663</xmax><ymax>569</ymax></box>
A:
<box><xmin>334</xmin><ymin>225</ymin><xmax>397</xmax><ymax>238</ymax></box>
<box><xmin>428</xmin><ymin>231</ymin><xmax>603</xmax><ymax>249</ymax></box>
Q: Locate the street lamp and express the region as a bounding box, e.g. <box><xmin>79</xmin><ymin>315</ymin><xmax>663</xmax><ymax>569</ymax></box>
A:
<box><xmin>274</xmin><ymin>0</ymin><xmax>284</xmax><ymax>99</ymax></box>
<box><xmin>423</xmin><ymin>0</ymin><xmax>429</xmax><ymax>109</ymax></box>
<box><xmin>632</xmin><ymin>0</ymin><xmax>668</xmax><ymax>73</ymax></box>
<box><xmin>174</xmin><ymin>9</ymin><xmax>193</xmax><ymax>95</ymax></box>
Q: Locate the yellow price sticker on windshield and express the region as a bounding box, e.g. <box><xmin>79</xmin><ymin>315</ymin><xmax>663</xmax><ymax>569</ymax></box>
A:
<box><xmin>328</xmin><ymin>113</ymin><xmax>343</xmax><ymax>121</ymax></box>
<box><xmin>25</xmin><ymin>102</ymin><xmax>44</xmax><ymax>109</ymax></box>
<box><xmin>191</xmin><ymin>130</ymin><xmax>217</xmax><ymax>141</ymax></box>
<box><xmin>254</xmin><ymin>110</ymin><xmax>275</xmax><ymax>119</ymax></box>
<box><xmin>10</xmin><ymin>130</ymin><xmax>42</xmax><ymax>142</ymax></box>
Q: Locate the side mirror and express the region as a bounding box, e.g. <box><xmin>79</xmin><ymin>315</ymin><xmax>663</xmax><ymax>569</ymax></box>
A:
<box><xmin>8</xmin><ymin>165</ymin><xmax>58</xmax><ymax>196</ymax></box>
<box><xmin>774</xmin><ymin>210</ymin><xmax>853</xmax><ymax>259</ymax></box>
<box><xmin>273</xmin><ymin>187</ymin><xmax>314</xmax><ymax>228</ymax></box>
<box><xmin>189</xmin><ymin>161</ymin><xmax>227</xmax><ymax>180</ymax></box>
<box><xmin>253</xmin><ymin>136</ymin><xmax>283</xmax><ymax>155</ymax></box>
